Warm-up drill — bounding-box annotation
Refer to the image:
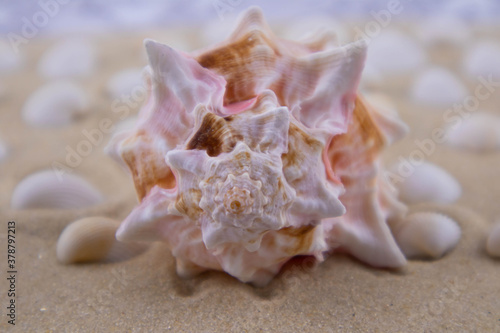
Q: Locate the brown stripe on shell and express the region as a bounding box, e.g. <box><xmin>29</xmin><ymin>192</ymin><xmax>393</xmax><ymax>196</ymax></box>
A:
<box><xmin>121</xmin><ymin>133</ymin><xmax>176</xmax><ymax>201</ymax></box>
<box><xmin>197</xmin><ymin>30</ymin><xmax>278</xmax><ymax>105</ymax></box>
<box><xmin>175</xmin><ymin>188</ymin><xmax>203</xmax><ymax>220</ymax></box>
<box><xmin>186</xmin><ymin>112</ymin><xmax>240</xmax><ymax>157</ymax></box>
<box><xmin>282</xmin><ymin>122</ymin><xmax>323</xmax><ymax>185</ymax></box>
<box><xmin>278</xmin><ymin>225</ymin><xmax>317</xmax><ymax>255</ymax></box>
<box><xmin>326</xmin><ymin>95</ymin><xmax>385</xmax><ymax>187</ymax></box>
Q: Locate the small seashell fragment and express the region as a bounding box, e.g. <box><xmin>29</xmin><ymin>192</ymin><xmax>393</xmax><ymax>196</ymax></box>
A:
<box><xmin>22</xmin><ymin>80</ymin><xmax>89</xmax><ymax>127</ymax></box>
<box><xmin>416</xmin><ymin>15</ymin><xmax>471</xmax><ymax>46</ymax></box>
<box><xmin>0</xmin><ymin>138</ymin><xmax>7</xmax><ymax>162</ymax></box>
<box><xmin>394</xmin><ymin>212</ymin><xmax>461</xmax><ymax>259</ymax></box>
<box><xmin>106</xmin><ymin>68</ymin><xmax>144</xmax><ymax>99</ymax></box>
<box><xmin>486</xmin><ymin>222</ymin><xmax>500</xmax><ymax>258</ymax></box>
<box><xmin>445</xmin><ymin>112</ymin><xmax>500</xmax><ymax>152</ymax></box>
<box><xmin>391</xmin><ymin>161</ymin><xmax>461</xmax><ymax>205</ymax></box>
<box><xmin>57</xmin><ymin>217</ymin><xmax>148</xmax><ymax>264</ymax></box>
<box><xmin>411</xmin><ymin>67</ymin><xmax>467</xmax><ymax>106</ymax></box>
<box><xmin>38</xmin><ymin>39</ymin><xmax>96</xmax><ymax>78</ymax></box>
<box><xmin>11</xmin><ymin>170</ymin><xmax>103</xmax><ymax>210</ymax></box>
<box><xmin>463</xmin><ymin>40</ymin><xmax>500</xmax><ymax>80</ymax></box>
<box><xmin>0</xmin><ymin>40</ymin><xmax>23</xmax><ymax>73</ymax></box>
<box><xmin>365</xmin><ymin>30</ymin><xmax>426</xmax><ymax>75</ymax></box>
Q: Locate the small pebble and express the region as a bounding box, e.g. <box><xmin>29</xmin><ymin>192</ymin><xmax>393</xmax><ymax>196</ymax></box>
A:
<box><xmin>22</xmin><ymin>80</ymin><xmax>88</xmax><ymax>127</ymax></box>
<box><xmin>411</xmin><ymin>67</ymin><xmax>468</xmax><ymax>106</ymax></box>
<box><xmin>57</xmin><ymin>217</ymin><xmax>147</xmax><ymax>264</ymax></box>
<box><xmin>463</xmin><ymin>40</ymin><xmax>500</xmax><ymax>80</ymax></box>
<box><xmin>11</xmin><ymin>170</ymin><xmax>103</xmax><ymax>210</ymax></box>
<box><xmin>365</xmin><ymin>30</ymin><xmax>426</xmax><ymax>75</ymax></box>
<box><xmin>392</xmin><ymin>161</ymin><xmax>461</xmax><ymax>205</ymax></box>
<box><xmin>395</xmin><ymin>212</ymin><xmax>461</xmax><ymax>259</ymax></box>
<box><xmin>416</xmin><ymin>15</ymin><xmax>471</xmax><ymax>46</ymax></box>
<box><xmin>106</xmin><ymin>68</ymin><xmax>144</xmax><ymax>99</ymax></box>
<box><xmin>0</xmin><ymin>138</ymin><xmax>7</xmax><ymax>162</ymax></box>
<box><xmin>38</xmin><ymin>39</ymin><xmax>96</xmax><ymax>78</ymax></box>
<box><xmin>445</xmin><ymin>112</ymin><xmax>500</xmax><ymax>152</ymax></box>
<box><xmin>0</xmin><ymin>40</ymin><xmax>23</xmax><ymax>73</ymax></box>
<box><xmin>486</xmin><ymin>222</ymin><xmax>500</xmax><ymax>258</ymax></box>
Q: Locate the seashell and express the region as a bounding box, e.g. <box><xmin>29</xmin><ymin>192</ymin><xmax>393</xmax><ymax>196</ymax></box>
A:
<box><xmin>38</xmin><ymin>39</ymin><xmax>96</xmax><ymax>78</ymax></box>
<box><xmin>486</xmin><ymin>222</ymin><xmax>500</xmax><ymax>258</ymax></box>
<box><xmin>416</xmin><ymin>15</ymin><xmax>471</xmax><ymax>46</ymax></box>
<box><xmin>22</xmin><ymin>80</ymin><xmax>89</xmax><ymax>127</ymax></box>
<box><xmin>393</xmin><ymin>212</ymin><xmax>461</xmax><ymax>259</ymax></box>
<box><xmin>11</xmin><ymin>170</ymin><xmax>103</xmax><ymax>210</ymax></box>
<box><xmin>57</xmin><ymin>217</ymin><xmax>148</xmax><ymax>264</ymax></box>
<box><xmin>113</xmin><ymin>116</ymin><xmax>138</xmax><ymax>135</ymax></box>
<box><xmin>463</xmin><ymin>40</ymin><xmax>500</xmax><ymax>80</ymax></box>
<box><xmin>107</xmin><ymin>7</ymin><xmax>412</xmax><ymax>285</ymax></box>
<box><xmin>0</xmin><ymin>138</ymin><xmax>7</xmax><ymax>162</ymax></box>
<box><xmin>365</xmin><ymin>30</ymin><xmax>426</xmax><ymax>76</ymax></box>
<box><xmin>106</xmin><ymin>68</ymin><xmax>144</xmax><ymax>99</ymax></box>
<box><xmin>445</xmin><ymin>112</ymin><xmax>500</xmax><ymax>152</ymax></box>
<box><xmin>0</xmin><ymin>40</ymin><xmax>23</xmax><ymax>73</ymax></box>
<box><xmin>391</xmin><ymin>161</ymin><xmax>462</xmax><ymax>205</ymax></box>
<box><xmin>411</xmin><ymin>67</ymin><xmax>468</xmax><ymax>107</ymax></box>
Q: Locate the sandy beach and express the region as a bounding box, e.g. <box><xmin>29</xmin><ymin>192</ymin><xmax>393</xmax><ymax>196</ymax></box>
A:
<box><xmin>1</xmin><ymin>24</ymin><xmax>499</xmax><ymax>332</ymax></box>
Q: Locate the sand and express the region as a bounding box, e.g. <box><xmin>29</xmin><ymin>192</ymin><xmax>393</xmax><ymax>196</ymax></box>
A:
<box><xmin>0</xmin><ymin>26</ymin><xmax>499</xmax><ymax>332</ymax></box>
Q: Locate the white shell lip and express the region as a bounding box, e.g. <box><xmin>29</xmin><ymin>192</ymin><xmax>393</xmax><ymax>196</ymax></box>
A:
<box><xmin>11</xmin><ymin>170</ymin><xmax>104</xmax><ymax>210</ymax></box>
<box><xmin>22</xmin><ymin>80</ymin><xmax>89</xmax><ymax>127</ymax></box>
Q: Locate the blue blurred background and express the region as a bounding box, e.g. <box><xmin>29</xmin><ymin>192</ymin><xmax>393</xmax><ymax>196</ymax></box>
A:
<box><xmin>1</xmin><ymin>0</ymin><xmax>499</xmax><ymax>37</ymax></box>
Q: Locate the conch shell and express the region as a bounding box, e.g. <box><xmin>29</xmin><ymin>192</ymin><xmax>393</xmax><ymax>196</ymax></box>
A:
<box><xmin>108</xmin><ymin>7</ymin><xmax>411</xmax><ymax>285</ymax></box>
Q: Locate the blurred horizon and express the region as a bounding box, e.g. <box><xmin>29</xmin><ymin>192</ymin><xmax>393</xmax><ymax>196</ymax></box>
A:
<box><xmin>1</xmin><ymin>0</ymin><xmax>500</xmax><ymax>38</ymax></box>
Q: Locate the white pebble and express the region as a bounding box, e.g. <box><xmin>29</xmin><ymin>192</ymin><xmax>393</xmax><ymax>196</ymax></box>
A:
<box><xmin>22</xmin><ymin>80</ymin><xmax>89</xmax><ymax>127</ymax></box>
<box><xmin>395</xmin><ymin>212</ymin><xmax>461</xmax><ymax>259</ymax></box>
<box><xmin>11</xmin><ymin>170</ymin><xmax>103</xmax><ymax>210</ymax></box>
<box><xmin>416</xmin><ymin>15</ymin><xmax>471</xmax><ymax>46</ymax></box>
<box><xmin>365</xmin><ymin>30</ymin><xmax>426</xmax><ymax>75</ymax></box>
<box><xmin>411</xmin><ymin>67</ymin><xmax>468</xmax><ymax>106</ymax></box>
<box><xmin>0</xmin><ymin>40</ymin><xmax>22</xmax><ymax>73</ymax></box>
<box><xmin>486</xmin><ymin>222</ymin><xmax>500</xmax><ymax>258</ymax></box>
<box><xmin>392</xmin><ymin>161</ymin><xmax>461</xmax><ymax>205</ymax></box>
<box><xmin>106</xmin><ymin>68</ymin><xmax>144</xmax><ymax>99</ymax></box>
<box><xmin>463</xmin><ymin>40</ymin><xmax>500</xmax><ymax>80</ymax></box>
<box><xmin>57</xmin><ymin>217</ymin><xmax>148</xmax><ymax>264</ymax></box>
<box><xmin>445</xmin><ymin>112</ymin><xmax>500</xmax><ymax>152</ymax></box>
<box><xmin>0</xmin><ymin>138</ymin><xmax>7</xmax><ymax>162</ymax></box>
<box><xmin>38</xmin><ymin>39</ymin><xmax>96</xmax><ymax>78</ymax></box>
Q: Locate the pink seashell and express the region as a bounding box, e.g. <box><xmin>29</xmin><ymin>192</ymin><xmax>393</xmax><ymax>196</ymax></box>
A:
<box><xmin>106</xmin><ymin>7</ymin><xmax>453</xmax><ymax>285</ymax></box>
